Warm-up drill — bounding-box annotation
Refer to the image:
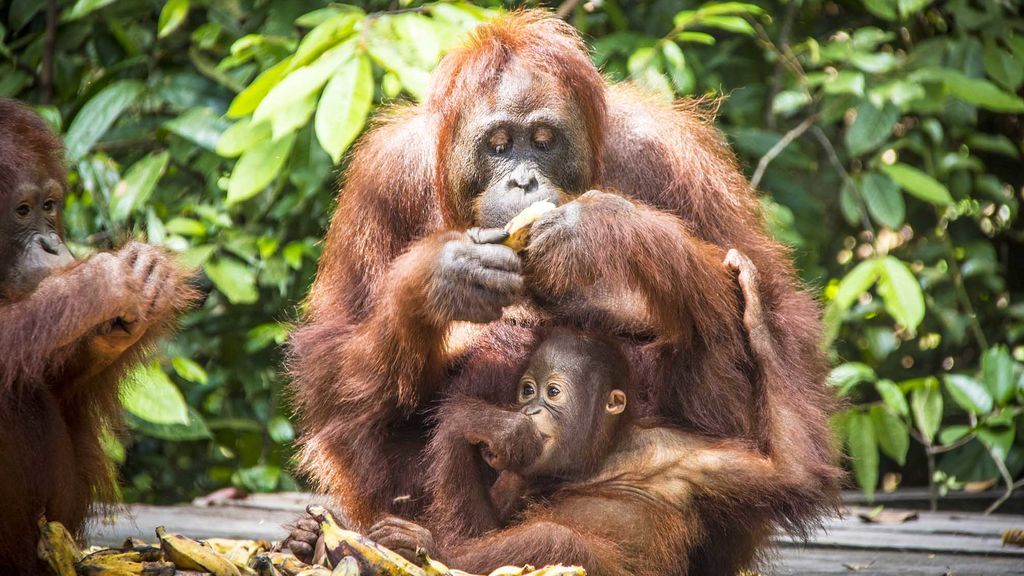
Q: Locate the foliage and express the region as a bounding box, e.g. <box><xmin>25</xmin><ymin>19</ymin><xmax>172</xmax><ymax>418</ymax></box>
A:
<box><xmin>1</xmin><ymin>0</ymin><xmax>1022</xmax><ymax>508</ymax></box>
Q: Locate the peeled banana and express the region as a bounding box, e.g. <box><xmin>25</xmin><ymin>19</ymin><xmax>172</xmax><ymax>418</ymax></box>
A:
<box><xmin>36</xmin><ymin>516</ymin><xmax>82</xmax><ymax>576</ymax></box>
<box><xmin>155</xmin><ymin>526</ymin><xmax>241</xmax><ymax>576</ymax></box>
<box><xmin>503</xmin><ymin>201</ymin><xmax>558</xmax><ymax>251</ymax></box>
<box><xmin>330</xmin><ymin>555</ymin><xmax>359</xmax><ymax>576</ymax></box>
<box><xmin>307</xmin><ymin>505</ymin><xmax>427</xmax><ymax>576</ymax></box>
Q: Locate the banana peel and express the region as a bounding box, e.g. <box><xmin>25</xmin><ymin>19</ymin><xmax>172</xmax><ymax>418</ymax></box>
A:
<box><xmin>307</xmin><ymin>505</ymin><xmax>426</xmax><ymax>576</ymax></box>
<box><xmin>36</xmin><ymin>516</ymin><xmax>82</xmax><ymax>576</ymax></box>
<box><xmin>416</xmin><ymin>549</ymin><xmax>451</xmax><ymax>576</ymax></box>
<box><xmin>502</xmin><ymin>201</ymin><xmax>557</xmax><ymax>251</ymax></box>
<box><xmin>155</xmin><ymin>526</ymin><xmax>241</xmax><ymax>576</ymax></box>
<box><xmin>330</xmin><ymin>555</ymin><xmax>359</xmax><ymax>576</ymax></box>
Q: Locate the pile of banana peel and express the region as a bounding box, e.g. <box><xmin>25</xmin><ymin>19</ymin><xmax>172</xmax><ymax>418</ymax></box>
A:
<box><xmin>37</xmin><ymin>506</ymin><xmax>585</xmax><ymax>576</ymax></box>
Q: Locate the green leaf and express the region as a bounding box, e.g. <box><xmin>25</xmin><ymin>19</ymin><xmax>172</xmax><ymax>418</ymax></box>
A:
<box><xmin>233</xmin><ymin>464</ymin><xmax>282</xmax><ymax>492</ymax></box>
<box><xmin>772</xmin><ymin>90</ymin><xmax>812</xmax><ymax>116</ymax></box>
<box><xmin>254</xmin><ymin>41</ymin><xmax>355</xmax><ymax>129</ymax></box>
<box><xmin>910</xmin><ymin>377</ymin><xmax>943</xmax><ymax>442</ymax></box>
<box><xmin>977</xmin><ymin>421</ymin><xmax>1015</xmax><ymax>462</ymax></box>
<box><xmin>847</xmin><ymin>410</ymin><xmax>879</xmax><ymax>500</ymax></box>
<box><xmin>165</xmin><ymin>217</ymin><xmax>206</xmax><ymax>236</ymax></box>
<box><xmin>846</xmin><ymin>101</ymin><xmax>900</xmax><ymax>157</ymax></box>
<box><xmin>64</xmin><ymin>80</ymin><xmax>145</xmax><ymax>162</ymax></box>
<box><xmin>216</xmin><ymin>117</ymin><xmax>272</xmax><ymax>158</ymax></box>
<box><xmin>916</xmin><ymin>68</ymin><xmax>1024</xmax><ymax>113</ymax></box>
<box><xmin>828</xmin><ymin>362</ymin><xmax>877</xmax><ymax>396</ymax></box>
<box><xmin>63</xmin><ymin>0</ymin><xmax>116</xmax><ymax>21</ymax></box>
<box><xmin>227</xmin><ymin>56</ymin><xmax>293</xmax><ymax>119</ymax></box>
<box><xmin>860</xmin><ymin>172</ymin><xmax>905</xmax><ymax>228</ymax></box>
<box><xmin>316</xmin><ymin>53</ymin><xmax>374</xmax><ymax>163</ymax></box>
<box><xmin>943</xmin><ymin>374</ymin><xmax>994</xmax><ymax>415</ymax></box>
<box><xmin>983</xmin><ymin>42</ymin><xmax>1023</xmax><ymax>91</ymax></box>
<box><xmin>268</xmin><ymin>416</ymin><xmax>295</xmax><ymax>444</ymax></box>
<box><xmin>204</xmin><ymin>257</ymin><xmax>259</xmax><ymax>304</ymax></box>
<box><xmin>127</xmin><ymin>406</ymin><xmax>210</xmax><ymax>441</ymax></box>
<box><xmin>871</xmin><ymin>405</ymin><xmax>909</xmax><ymax>465</ymax></box>
<box><xmin>880</xmin><ymin>162</ymin><xmax>954</xmax><ymax>206</ymax></box>
<box><xmin>876</xmin><ymin>379</ymin><xmax>909</xmax><ymax>416</ymax></box>
<box><xmin>157</xmin><ymin>0</ymin><xmax>189</xmax><ymax>39</ymax></box>
<box><xmin>110</xmin><ymin>151</ymin><xmax>170</xmax><ymax>222</ymax></box>
<box><xmin>226</xmin><ymin>132</ymin><xmax>295</xmax><ymax>205</ymax></box>
<box><xmin>875</xmin><ymin>256</ymin><xmax>925</xmax><ymax>331</ymax></box>
<box><xmin>291</xmin><ymin>11</ymin><xmax>361</xmax><ymax>70</ymax></box>
<box><xmin>982</xmin><ymin>345</ymin><xmax>1015</xmax><ymax>406</ymax></box>
<box><xmin>823</xmin><ymin>71</ymin><xmax>865</xmax><ymax>96</ymax></box>
<box><xmin>171</xmin><ymin>356</ymin><xmax>208</xmax><ymax>385</ymax></box>
<box><xmin>164</xmin><ymin>107</ymin><xmax>229</xmax><ymax>151</ymax></box>
<box><xmin>862</xmin><ymin>0</ymin><xmax>898</xmax><ymax>20</ymax></box>
<box><xmin>833</xmin><ymin>258</ymin><xmax>881</xmax><ymax>310</ymax></box>
<box><xmin>938</xmin><ymin>425</ymin><xmax>971</xmax><ymax>445</ymax></box>
<box><xmin>121</xmin><ymin>362</ymin><xmax>190</xmax><ymax>425</ymax></box>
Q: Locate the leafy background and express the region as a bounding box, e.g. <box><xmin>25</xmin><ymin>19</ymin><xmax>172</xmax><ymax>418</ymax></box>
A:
<box><xmin>1</xmin><ymin>0</ymin><xmax>1022</xmax><ymax>510</ymax></box>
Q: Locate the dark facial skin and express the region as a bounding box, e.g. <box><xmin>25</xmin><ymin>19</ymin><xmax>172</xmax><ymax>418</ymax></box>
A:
<box><xmin>0</xmin><ymin>171</ymin><xmax>73</xmax><ymax>297</ymax></box>
<box><xmin>430</xmin><ymin>61</ymin><xmax>592</xmax><ymax>325</ymax></box>
<box><xmin>513</xmin><ymin>333</ymin><xmax>627</xmax><ymax>478</ymax></box>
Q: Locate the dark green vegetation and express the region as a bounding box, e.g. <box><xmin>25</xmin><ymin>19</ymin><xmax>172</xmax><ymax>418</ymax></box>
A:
<box><xmin>1</xmin><ymin>0</ymin><xmax>1022</xmax><ymax>508</ymax></box>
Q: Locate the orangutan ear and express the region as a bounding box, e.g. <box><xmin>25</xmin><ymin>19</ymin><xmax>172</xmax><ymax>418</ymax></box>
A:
<box><xmin>606</xmin><ymin>389</ymin><xmax>627</xmax><ymax>415</ymax></box>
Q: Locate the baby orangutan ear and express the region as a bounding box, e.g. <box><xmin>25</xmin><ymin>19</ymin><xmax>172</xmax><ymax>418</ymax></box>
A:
<box><xmin>606</xmin><ymin>389</ymin><xmax>627</xmax><ymax>415</ymax></box>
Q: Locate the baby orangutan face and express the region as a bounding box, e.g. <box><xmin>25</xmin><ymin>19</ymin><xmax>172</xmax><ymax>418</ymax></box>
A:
<box><xmin>514</xmin><ymin>332</ymin><xmax>627</xmax><ymax>478</ymax></box>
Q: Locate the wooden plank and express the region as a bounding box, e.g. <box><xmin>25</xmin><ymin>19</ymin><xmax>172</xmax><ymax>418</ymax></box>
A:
<box><xmin>768</xmin><ymin>547</ymin><xmax>1024</xmax><ymax>576</ymax></box>
<box><xmin>88</xmin><ymin>505</ymin><xmax>296</xmax><ymax>546</ymax></box>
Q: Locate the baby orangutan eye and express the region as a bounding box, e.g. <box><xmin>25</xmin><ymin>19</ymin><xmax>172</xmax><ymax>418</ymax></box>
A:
<box><xmin>547</xmin><ymin>385</ymin><xmax>560</xmax><ymax>399</ymax></box>
<box><xmin>521</xmin><ymin>383</ymin><xmax>536</xmax><ymax>398</ymax></box>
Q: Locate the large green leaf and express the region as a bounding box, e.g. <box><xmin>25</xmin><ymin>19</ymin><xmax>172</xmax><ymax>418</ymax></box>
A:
<box><xmin>121</xmin><ymin>362</ymin><xmax>190</xmax><ymax>425</ymax></box>
<box><xmin>910</xmin><ymin>377</ymin><xmax>943</xmax><ymax>442</ymax></box>
<box><xmin>227</xmin><ymin>56</ymin><xmax>294</xmax><ymax>119</ymax></box>
<box><xmin>847</xmin><ymin>410</ymin><xmax>879</xmax><ymax>499</ymax></box>
<box><xmin>875</xmin><ymin>256</ymin><xmax>925</xmax><ymax>332</ymax></box>
<box><xmin>871</xmin><ymin>405</ymin><xmax>909</xmax><ymax>465</ymax></box>
<box><xmin>943</xmin><ymin>374</ymin><xmax>993</xmax><ymax>415</ymax></box>
<box><xmin>204</xmin><ymin>256</ymin><xmax>259</xmax><ymax>305</ymax></box>
<box><xmin>290</xmin><ymin>10</ymin><xmax>362</xmax><ymax>70</ymax></box>
<box><xmin>157</xmin><ymin>0</ymin><xmax>190</xmax><ymax>39</ymax></box>
<box><xmin>316</xmin><ymin>53</ymin><xmax>374</xmax><ymax>163</ymax></box>
<box><xmin>861</xmin><ymin>172</ymin><xmax>905</xmax><ymax>228</ymax></box>
<box><xmin>253</xmin><ymin>41</ymin><xmax>355</xmax><ymax>131</ymax></box>
<box><xmin>846</xmin><ymin>101</ymin><xmax>900</xmax><ymax>157</ymax></box>
<box><xmin>216</xmin><ymin>117</ymin><xmax>272</xmax><ymax>158</ymax></box>
<box><xmin>880</xmin><ymin>163</ymin><xmax>954</xmax><ymax>206</ymax></box>
<box><xmin>226</xmin><ymin>133</ymin><xmax>296</xmax><ymax>205</ymax></box>
<box><xmin>64</xmin><ymin>80</ymin><xmax>145</xmax><ymax>162</ymax></box>
<box><xmin>110</xmin><ymin>151</ymin><xmax>169</xmax><ymax>222</ymax></box>
<box><xmin>982</xmin><ymin>345</ymin><xmax>1016</xmax><ymax>406</ymax></box>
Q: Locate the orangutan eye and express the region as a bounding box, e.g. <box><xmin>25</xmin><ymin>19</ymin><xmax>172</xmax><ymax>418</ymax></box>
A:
<box><xmin>532</xmin><ymin>126</ymin><xmax>554</xmax><ymax>151</ymax></box>
<box><xmin>16</xmin><ymin>203</ymin><xmax>30</xmax><ymax>217</ymax></box>
<box><xmin>488</xmin><ymin>129</ymin><xmax>510</xmax><ymax>155</ymax></box>
<box><xmin>42</xmin><ymin>199</ymin><xmax>56</xmax><ymax>213</ymax></box>
<box><xmin>547</xmin><ymin>385</ymin><xmax>561</xmax><ymax>399</ymax></box>
<box><xmin>521</xmin><ymin>383</ymin><xmax>536</xmax><ymax>398</ymax></box>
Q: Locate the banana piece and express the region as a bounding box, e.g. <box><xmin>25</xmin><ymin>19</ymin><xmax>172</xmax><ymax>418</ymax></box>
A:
<box><xmin>307</xmin><ymin>505</ymin><xmax>426</xmax><ymax>576</ymax></box>
<box><xmin>488</xmin><ymin>567</ymin><xmax>532</xmax><ymax>576</ymax></box>
<box><xmin>258</xmin><ymin>552</ymin><xmax>314</xmax><ymax>576</ymax></box>
<box><xmin>36</xmin><ymin>517</ymin><xmax>82</xmax><ymax>576</ymax></box>
<box><xmin>155</xmin><ymin>526</ymin><xmax>241</xmax><ymax>576</ymax></box>
<box><xmin>330</xmin><ymin>556</ymin><xmax>359</xmax><ymax>576</ymax></box>
<box><xmin>415</xmin><ymin>550</ymin><xmax>451</xmax><ymax>576</ymax></box>
<box><xmin>295</xmin><ymin>568</ymin><xmax>332</xmax><ymax>576</ymax></box>
<box><xmin>523</xmin><ymin>567</ymin><xmax>585</xmax><ymax>576</ymax></box>
<box><xmin>502</xmin><ymin>201</ymin><xmax>557</xmax><ymax>251</ymax></box>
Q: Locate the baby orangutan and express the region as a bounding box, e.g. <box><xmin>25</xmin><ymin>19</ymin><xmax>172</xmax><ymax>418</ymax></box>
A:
<box><xmin>366</xmin><ymin>250</ymin><xmax>838</xmax><ymax>576</ymax></box>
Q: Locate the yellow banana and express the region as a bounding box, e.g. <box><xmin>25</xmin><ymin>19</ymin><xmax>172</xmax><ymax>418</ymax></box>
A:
<box><xmin>36</xmin><ymin>516</ymin><xmax>82</xmax><ymax>576</ymax></box>
<box><xmin>416</xmin><ymin>550</ymin><xmax>451</xmax><ymax>576</ymax></box>
<box><xmin>523</xmin><ymin>566</ymin><xmax>585</xmax><ymax>576</ymax></box>
<box><xmin>487</xmin><ymin>567</ymin><xmax>531</xmax><ymax>576</ymax></box>
<box><xmin>503</xmin><ymin>201</ymin><xmax>557</xmax><ymax>251</ymax></box>
<box><xmin>258</xmin><ymin>551</ymin><xmax>314</xmax><ymax>576</ymax></box>
<box><xmin>330</xmin><ymin>556</ymin><xmax>359</xmax><ymax>576</ymax></box>
<box><xmin>295</xmin><ymin>568</ymin><xmax>332</xmax><ymax>576</ymax></box>
<box><xmin>307</xmin><ymin>505</ymin><xmax>426</xmax><ymax>576</ymax></box>
<box><xmin>155</xmin><ymin>526</ymin><xmax>240</xmax><ymax>576</ymax></box>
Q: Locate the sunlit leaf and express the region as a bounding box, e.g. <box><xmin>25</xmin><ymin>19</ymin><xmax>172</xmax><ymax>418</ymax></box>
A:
<box><xmin>880</xmin><ymin>162</ymin><xmax>953</xmax><ymax>206</ymax></box>
<box><xmin>828</xmin><ymin>362</ymin><xmax>877</xmax><ymax>396</ymax></box>
<box><xmin>205</xmin><ymin>257</ymin><xmax>259</xmax><ymax>304</ymax></box>
<box><xmin>227</xmin><ymin>56</ymin><xmax>293</xmax><ymax>119</ymax></box>
<box><xmin>63</xmin><ymin>0</ymin><xmax>116</xmax><ymax>21</ymax></box>
<box><xmin>110</xmin><ymin>151</ymin><xmax>170</xmax><ymax>222</ymax></box>
<box><xmin>216</xmin><ymin>117</ymin><xmax>272</xmax><ymax>158</ymax></box>
<box><xmin>226</xmin><ymin>133</ymin><xmax>295</xmax><ymax>205</ymax></box>
<box><xmin>944</xmin><ymin>374</ymin><xmax>993</xmax><ymax>415</ymax></box>
<box><xmin>254</xmin><ymin>41</ymin><xmax>355</xmax><ymax>129</ymax></box>
<box><xmin>910</xmin><ymin>377</ymin><xmax>943</xmax><ymax>442</ymax></box>
<box><xmin>268</xmin><ymin>416</ymin><xmax>295</xmax><ymax>443</ymax></box>
<box><xmin>172</xmin><ymin>356</ymin><xmax>208</xmax><ymax>385</ymax></box>
<box><xmin>65</xmin><ymin>80</ymin><xmax>145</xmax><ymax>162</ymax></box>
<box><xmin>122</xmin><ymin>362</ymin><xmax>190</xmax><ymax>425</ymax></box>
<box><xmin>291</xmin><ymin>11</ymin><xmax>362</xmax><ymax>70</ymax></box>
<box><xmin>316</xmin><ymin>53</ymin><xmax>374</xmax><ymax>163</ymax></box>
<box><xmin>158</xmin><ymin>0</ymin><xmax>189</xmax><ymax>39</ymax></box>
<box><xmin>982</xmin><ymin>345</ymin><xmax>1015</xmax><ymax>406</ymax></box>
<box><xmin>876</xmin><ymin>379</ymin><xmax>909</xmax><ymax>416</ymax></box>
<box><xmin>876</xmin><ymin>256</ymin><xmax>925</xmax><ymax>332</ymax></box>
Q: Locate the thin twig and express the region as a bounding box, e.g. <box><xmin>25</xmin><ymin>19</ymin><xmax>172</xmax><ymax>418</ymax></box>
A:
<box><xmin>940</xmin><ymin>232</ymin><xmax>989</xmax><ymax>350</ymax></box>
<box><xmin>750</xmin><ymin>113</ymin><xmax>817</xmax><ymax>189</ymax></box>
<box><xmin>984</xmin><ymin>444</ymin><xmax>1015</xmax><ymax>515</ymax></box>
<box><xmin>811</xmin><ymin>126</ymin><xmax>876</xmax><ymax>235</ymax></box>
<box><xmin>41</xmin><ymin>0</ymin><xmax>58</xmax><ymax>104</ymax></box>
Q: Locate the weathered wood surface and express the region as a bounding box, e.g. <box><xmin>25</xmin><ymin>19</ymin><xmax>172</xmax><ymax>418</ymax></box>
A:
<box><xmin>87</xmin><ymin>492</ymin><xmax>1024</xmax><ymax>575</ymax></box>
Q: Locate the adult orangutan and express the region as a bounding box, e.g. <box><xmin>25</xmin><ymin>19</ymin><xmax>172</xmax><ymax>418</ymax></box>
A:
<box><xmin>364</xmin><ymin>252</ymin><xmax>837</xmax><ymax>576</ymax></box>
<box><xmin>287</xmin><ymin>10</ymin><xmax>839</xmax><ymax>572</ymax></box>
<box><xmin>0</xmin><ymin>98</ymin><xmax>198</xmax><ymax>574</ymax></box>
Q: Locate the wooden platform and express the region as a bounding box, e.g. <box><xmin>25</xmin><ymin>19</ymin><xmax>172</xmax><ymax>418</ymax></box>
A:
<box><xmin>86</xmin><ymin>492</ymin><xmax>1024</xmax><ymax>575</ymax></box>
